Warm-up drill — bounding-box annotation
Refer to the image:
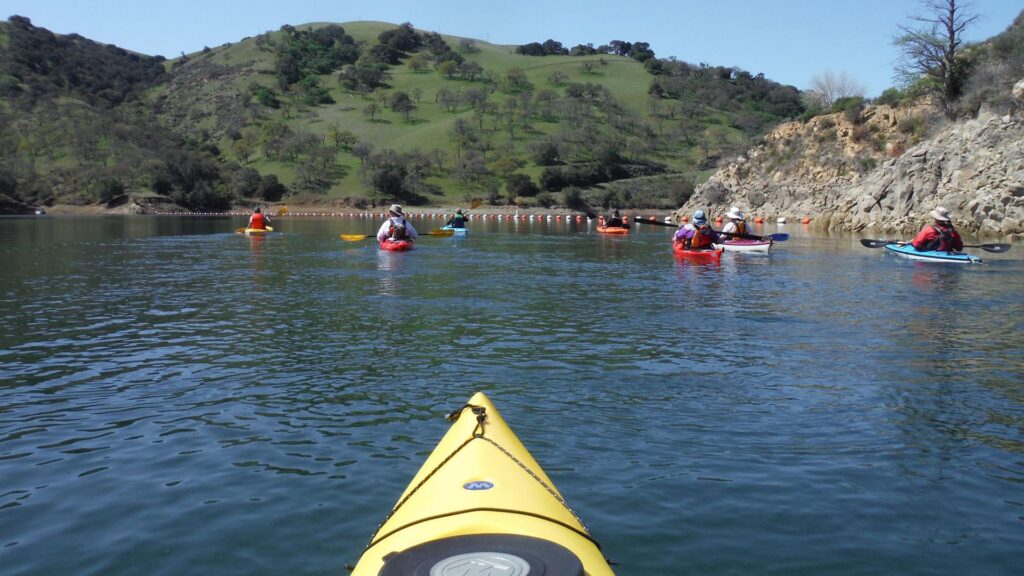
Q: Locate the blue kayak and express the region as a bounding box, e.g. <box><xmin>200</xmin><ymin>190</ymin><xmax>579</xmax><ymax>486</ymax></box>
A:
<box><xmin>441</xmin><ymin>225</ymin><xmax>467</xmax><ymax>236</ymax></box>
<box><xmin>884</xmin><ymin>243</ymin><xmax>981</xmax><ymax>263</ymax></box>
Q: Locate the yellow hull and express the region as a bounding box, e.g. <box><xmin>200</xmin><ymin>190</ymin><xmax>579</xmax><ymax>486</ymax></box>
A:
<box><xmin>241</xmin><ymin>226</ymin><xmax>273</xmax><ymax>235</ymax></box>
<box><xmin>352</xmin><ymin>392</ymin><xmax>614</xmax><ymax>575</ymax></box>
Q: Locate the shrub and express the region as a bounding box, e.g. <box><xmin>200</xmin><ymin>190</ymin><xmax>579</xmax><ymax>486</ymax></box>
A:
<box><xmin>857</xmin><ymin>157</ymin><xmax>878</xmax><ymax>172</ymax></box>
<box><xmin>875</xmin><ymin>87</ymin><xmax>904</xmax><ymax>107</ymax></box>
<box><xmin>536</xmin><ymin>192</ymin><xmax>555</xmax><ymax>208</ymax></box>
<box><xmin>507</xmin><ymin>173</ymin><xmax>540</xmax><ymax>197</ymax></box>
<box><xmin>562</xmin><ymin>187</ymin><xmax>588</xmax><ymax>210</ymax></box>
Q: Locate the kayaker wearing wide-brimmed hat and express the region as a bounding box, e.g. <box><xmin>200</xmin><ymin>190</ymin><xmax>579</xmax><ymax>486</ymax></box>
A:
<box><xmin>376</xmin><ymin>204</ymin><xmax>419</xmax><ymax>242</ymax></box>
<box><xmin>720</xmin><ymin>206</ymin><xmax>748</xmax><ymax>238</ymax></box>
<box><xmin>911</xmin><ymin>206</ymin><xmax>963</xmax><ymax>252</ymax></box>
<box><xmin>673</xmin><ymin>209</ymin><xmax>720</xmax><ymax>250</ymax></box>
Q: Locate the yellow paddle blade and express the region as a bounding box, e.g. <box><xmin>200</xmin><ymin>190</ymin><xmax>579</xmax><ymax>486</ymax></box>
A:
<box><xmin>235</xmin><ymin>228</ymin><xmax>246</xmax><ymax>233</ymax></box>
<box><xmin>470</xmin><ymin>199</ymin><xmax>483</xmax><ymax>209</ymax></box>
<box><xmin>428</xmin><ymin>229</ymin><xmax>455</xmax><ymax>236</ymax></box>
<box><xmin>277</xmin><ymin>206</ymin><xmax>288</xmax><ymax>216</ymax></box>
<box><xmin>340</xmin><ymin>234</ymin><xmax>373</xmax><ymax>241</ymax></box>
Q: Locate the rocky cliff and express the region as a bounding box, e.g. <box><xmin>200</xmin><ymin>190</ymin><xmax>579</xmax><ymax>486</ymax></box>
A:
<box><xmin>683</xmin><ymin>93</ymin><xmax>1024</xmax><ymax>239</ymax></box>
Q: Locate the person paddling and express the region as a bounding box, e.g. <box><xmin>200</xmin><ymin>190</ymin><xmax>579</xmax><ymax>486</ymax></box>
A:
<box><xmin>603</xmin><ymin>208</ymin><xmax>626</xmax><ymax>228</ymax></box>
<box><xmin>248</xmin><ymin>206</ymin><xmax>271</xmax><ymax>230</ymax></box>
<box><xmin>377</xmin><ymin>204</ymin><xmax>419</xmax><ymax>242</ymax></box>
<box><xmin>445</xmin><ymin>208</ymin><xmax>468</xmax><ymax>229</ymax></box>
<box><xmin>674</xmin><ymin>209</ymin><xmax>720</xmax><ymax>250</ymax></box>
<box><xmin>720</xmin><ymin>206</ymin><xmax>748</xmax><ymax>238</ymax></box>
<box><xmin>911</xmin><ymin>207</ymin><xmax>963</xmax><ymax>252</ymax></box>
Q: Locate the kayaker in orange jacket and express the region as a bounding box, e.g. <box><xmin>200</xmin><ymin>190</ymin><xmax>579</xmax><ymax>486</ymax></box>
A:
<box><xmin>674</xmin><ymin>210</ymin><xmax>720</xmax><ymax>249</ymax></box>
<box><xmin>720</xmin><ymin>206</ymin><xmax>748</xmax><ymax>238</ymax></box>
<box><xmin>911</xmin><ymin>207</ymin><xmax>964</xmax><ymax>252</ymax></box>
<box><xmin>248</xmin><ymin>206</ymin><xmax>270</xmax><ymax>230</ymax></box>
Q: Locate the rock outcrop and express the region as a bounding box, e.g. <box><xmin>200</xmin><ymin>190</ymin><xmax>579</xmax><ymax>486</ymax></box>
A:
<box><xmin>683</xmin><ymin>96</ymin><xmax>1024</xmax><ymax>237</ymax></box>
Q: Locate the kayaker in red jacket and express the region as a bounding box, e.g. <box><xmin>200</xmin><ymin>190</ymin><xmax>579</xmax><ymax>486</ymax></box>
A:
<box><xmin>911</xmin><ymin>207</ymin><xmax>963</xmax><ymax>252</ymax></box>
<box><xmin>248</xmin><ymin>206</ymin><xmax>270</xmax><ymax>230</ymax></box>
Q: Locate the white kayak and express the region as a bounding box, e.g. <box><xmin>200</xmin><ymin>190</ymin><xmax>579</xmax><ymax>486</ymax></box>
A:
<box><xmin>715</xmin><ymin>239</ymin><xmax>772</xmax><ymax>253</ymax></box>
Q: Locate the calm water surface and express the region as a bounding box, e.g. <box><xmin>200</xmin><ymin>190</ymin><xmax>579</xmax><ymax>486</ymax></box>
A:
<box><xmin>1</xmin><ymin>215</ymin><xmax>1022</xmax><ymax>576</ymax></box>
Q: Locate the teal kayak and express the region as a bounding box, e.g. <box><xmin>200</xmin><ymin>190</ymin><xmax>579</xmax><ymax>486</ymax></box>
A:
<box><xmin>441</xmin><ymin>225</ymin><xmax>468</xmax><ymax>236</ymax></box>
<box><xmin>884</xmin><ymin>243</ymin><xmax>981</xmax><ymax>263</ymax></box>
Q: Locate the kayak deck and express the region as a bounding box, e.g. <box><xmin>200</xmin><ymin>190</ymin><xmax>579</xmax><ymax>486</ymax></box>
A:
<box><xmin>441</xmin><ymin>225</ymin><xmax>468</xmax><ymax>235</ymax></box>
<box><xmin>352</xmin><ymin>392</ymin><xmax>613</xmax><ymax>576</ymax></box>
<box><xmin>883</xmin><ymin>243</ymin><xmax>980</xmax><ymax>263</ymax></box>
<box><xmin>379</xmin><ymin>239</ymin><xmax>414</xmax><ymax>251</ymax></box>
<box><xmin>716</xmin><ymin>239</ymin><xmax>772</xmax><ymax>253</ymax></box>
<box><xmin>673</xmin><ymin>244</ymin><xmax>724</xmax><ymax>261</ymax></box>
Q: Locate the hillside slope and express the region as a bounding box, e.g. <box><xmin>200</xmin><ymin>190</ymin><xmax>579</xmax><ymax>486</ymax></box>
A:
<box><xmin>683</xmin><ymin>101</ymin><xmax>1024</xmax><ymax>237</ymax></box>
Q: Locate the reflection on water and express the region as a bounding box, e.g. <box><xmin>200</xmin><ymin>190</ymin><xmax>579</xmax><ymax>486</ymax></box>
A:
<box><xmin>0</xmin><ymin>216</ymin><xmax>1021</xmax><ymax>576</ymax></box>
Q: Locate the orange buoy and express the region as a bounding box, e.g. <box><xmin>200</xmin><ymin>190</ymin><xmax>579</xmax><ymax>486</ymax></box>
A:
<box><xmin>801</xmin><ymin>217</ymin><xmax>812</xmax><ymax>224</ymax></box>
<box><xmin>680</xmin><ymin>216</ymin><xmax>689</xmax><ymax>223</ymax></box>
<box><xmin>715</xmin><ymin>216</ymin><xmax>723</xmax><ymax>223</ymax></box>
<box><xmin>755</xmin><ymin>217</ymin><xmax>764</xmax><ymax>224</ymax></box>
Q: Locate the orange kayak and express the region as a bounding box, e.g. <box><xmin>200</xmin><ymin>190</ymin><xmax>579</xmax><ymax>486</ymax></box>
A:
<box><xmin>596</xmin><ymin>226</ymin><xmax>630</xmax><ymax>235</ymax></box>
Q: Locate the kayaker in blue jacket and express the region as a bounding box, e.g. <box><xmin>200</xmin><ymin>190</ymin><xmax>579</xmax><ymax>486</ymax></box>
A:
<box><xmin>674</xmin><ymin>210</ymin><xmax>720</xmax><ymax>249</ymax></box>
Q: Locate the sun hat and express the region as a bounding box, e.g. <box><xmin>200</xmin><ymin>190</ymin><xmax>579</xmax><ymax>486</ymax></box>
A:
<box><xmin>727</xmin><ymin>206</ymin><xmax>743</xmax><ymax>220</ymax></box>
<box><xmin>389</xmin><ymin>204</ymin><xmax>404</xmax><ymax>216</ymax></box>
<box><xmin>930</xmin><ymin>207</ymin><xmax>951</xmax><ymax>222</ymax></box>
<box><xmin>693</xmin><ymin>209</ymin><xmax>706</xmax><ymax>223</ymax></box>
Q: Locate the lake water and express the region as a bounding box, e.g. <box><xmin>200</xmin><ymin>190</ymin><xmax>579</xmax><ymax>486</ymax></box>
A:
<box><xmin>1</xmin><ymin>215</ymin><xmax>1022</xmax><ymax>576</ymax></box>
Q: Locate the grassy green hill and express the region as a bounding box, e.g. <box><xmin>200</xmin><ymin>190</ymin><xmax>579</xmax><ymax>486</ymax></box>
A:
<box><xmin>1</xmin><ymin>17</ymin><xmax>804</xmax><ymax>211</ymax></box>
<box><xmin>150</xmin><ymin>21</ymin><xmax>800</xmax><ymax>208</ymax></box>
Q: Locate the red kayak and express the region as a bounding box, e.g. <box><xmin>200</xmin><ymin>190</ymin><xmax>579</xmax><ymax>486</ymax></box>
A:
<box><xmin>379</xmin><ymin>239</ymin><xmax>414</xmax><ymax>252</ymax></box>
<box><xmin>672</xmin><ymin>243</ymin><xmax>724</xmax><ymax>262</ymax></box>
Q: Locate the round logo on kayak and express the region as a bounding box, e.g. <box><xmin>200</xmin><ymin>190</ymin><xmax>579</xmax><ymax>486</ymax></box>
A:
<box><xmin>462</xmin><ymin>481</ymin><xmax>494</xmax><ymax>491</ymax></box>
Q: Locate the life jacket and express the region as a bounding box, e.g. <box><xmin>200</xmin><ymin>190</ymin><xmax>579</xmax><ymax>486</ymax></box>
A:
<box><xmin>733</xmin><ymin>221</ymin><xmax>747</xmax><ymax>236</ymax></box>
<box><xmin>452</xmin><ymin>214</ymin><xmax>466</xmax><ymax>228</ymax></box>
<box><xmin>388</xmin><ymin>218</ymin><xmax>409</xmax><ymax>240</ymax></box>
<box><xmin>250</xmin><ymin>213</ymin><xmax>266</xmax><ymax>230</ymax></box>
<box><xmin>690</xmin><ymin>224</ymin><xmax>715</xmax><ymax>249</ymax></box>
<box><xmin>923</xmin><ymin>224</ymin><xmax>955</xmax><ymax>251</ymax></box>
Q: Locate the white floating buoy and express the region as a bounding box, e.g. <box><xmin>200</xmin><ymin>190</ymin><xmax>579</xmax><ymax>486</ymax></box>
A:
<box><xmin>777</xmin><ymin>217</ymin><xmax>787</xmax><ymax>224</ymax></box>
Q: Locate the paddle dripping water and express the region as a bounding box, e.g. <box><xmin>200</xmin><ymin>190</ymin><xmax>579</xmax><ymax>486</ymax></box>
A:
<box><xmin>0</xmin><ymin>216</ymin><xmax>1021</xmax><ymax>576</ymax></box>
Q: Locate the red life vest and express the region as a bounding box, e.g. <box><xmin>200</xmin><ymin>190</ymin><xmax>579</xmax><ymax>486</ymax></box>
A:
<box><xmin>250</xmin><ymin>213</ymin><xmax>266</xmax><ymax>230</ymax></box>
<box><xmin>690</xmin><ymin>224</ymin><xmax>715</xmax><ymax>249</ymax></box>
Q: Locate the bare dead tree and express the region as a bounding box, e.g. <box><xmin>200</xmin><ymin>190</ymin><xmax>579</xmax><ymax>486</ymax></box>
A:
<box><xmin>894</xmin><ymin>0</ymin><xmax>979</xmax><ymax>118</ymax></box>
<box><xmin>808</xmin><ymin>71</ymin><xmax>867</xmax><ymax>109</ymax></box>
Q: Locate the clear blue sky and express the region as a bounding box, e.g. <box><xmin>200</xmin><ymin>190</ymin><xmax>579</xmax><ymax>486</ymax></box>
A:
<box><xmin>2</xmin><ymin>0</ymin><xmax>1020</xmax><ymax>96</ymax></box>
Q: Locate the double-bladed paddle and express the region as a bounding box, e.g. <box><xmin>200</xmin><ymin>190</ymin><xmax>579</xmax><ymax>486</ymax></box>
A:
<box><xmin>340</xmin><ymin>229</ymin><xmax>455</xmax><ymax>242</ymax></box>
<box><xmin>632</xmin><ymin>216</ymin><xmax>790</xmax><ymax>242</ymax></box>
<box><xmin>859</xmin><ymin>238</ymin><xmax>1011</xmax><ymax>253</ymax></box>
